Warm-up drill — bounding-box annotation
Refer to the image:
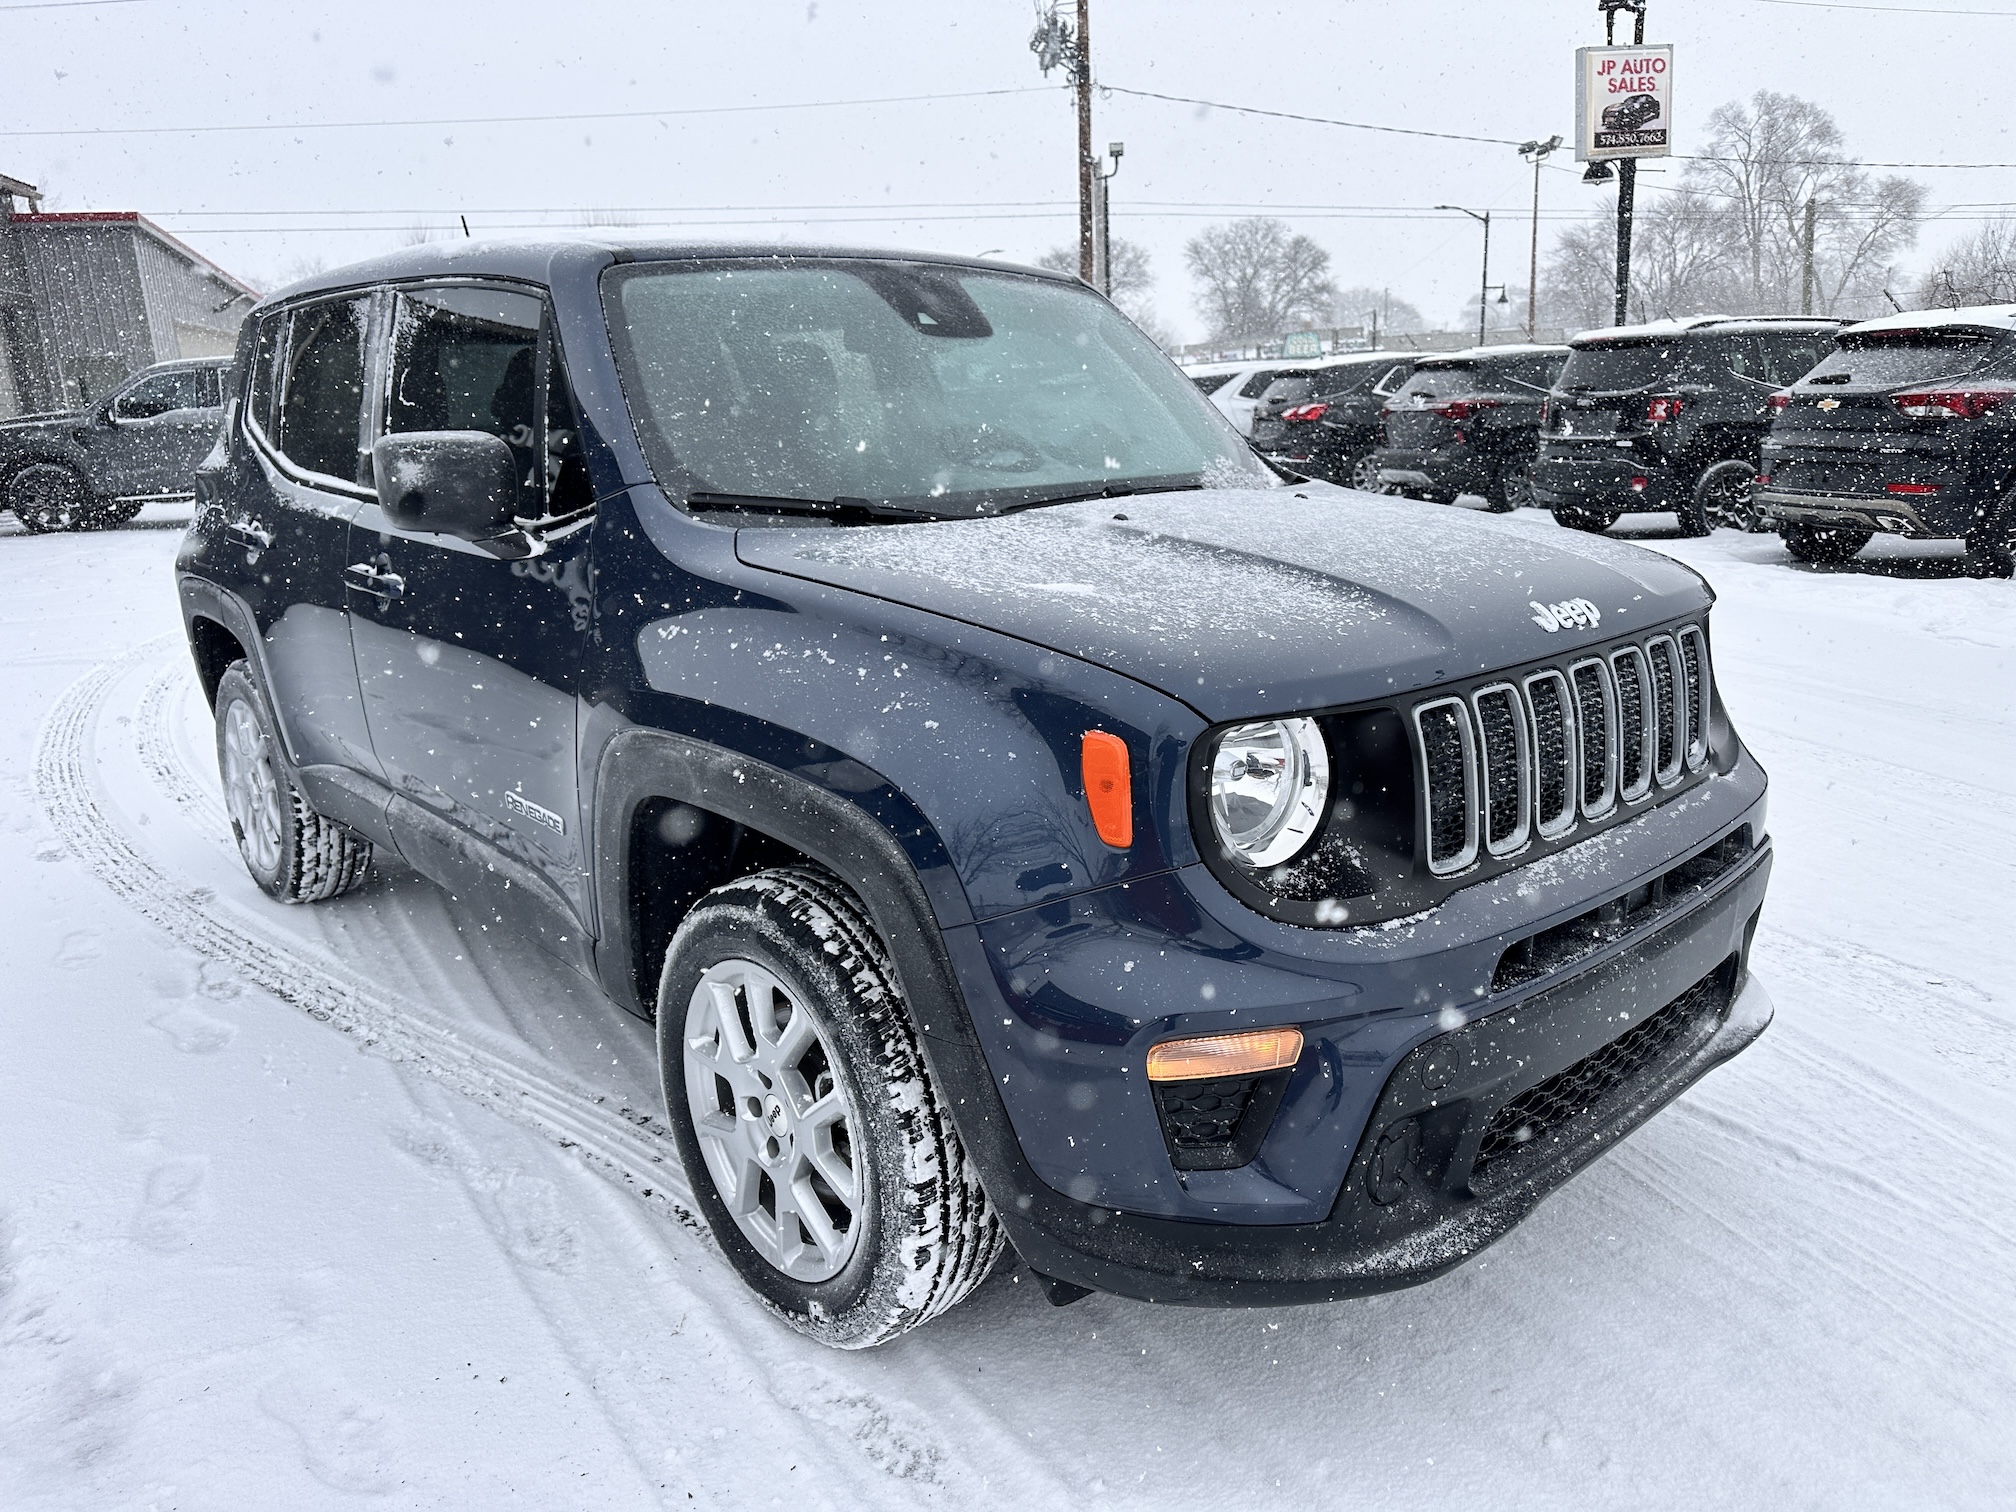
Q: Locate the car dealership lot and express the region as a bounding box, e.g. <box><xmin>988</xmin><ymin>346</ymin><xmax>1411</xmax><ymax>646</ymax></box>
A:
<box><xmin>1</xmin><ymin>503</ymin><xmax>2010</xmax><ymax>1509</ymax></box>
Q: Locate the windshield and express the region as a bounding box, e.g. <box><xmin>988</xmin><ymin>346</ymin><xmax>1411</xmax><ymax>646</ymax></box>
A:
<box><xmin>604</xmin><ymin>260</ymin><xmax>1270</xmax><ymax>516</ymax></box>
<box><xmin>1559</xmin><ymin>342</ymin><xmax>1683</xmax><ymax>392</ymax></box>
<box><xmin>1800</xmin><ymin>330</ymin><xmax>2004</xmax><ymax>389</ymax></box>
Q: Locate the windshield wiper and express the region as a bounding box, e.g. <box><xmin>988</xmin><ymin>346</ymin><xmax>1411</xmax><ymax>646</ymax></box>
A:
<box><xmin>993</xmin><ymin>476</ymin><xmax>1209</xmax><ymax>513</ymax></box>
<box><xmin>685</xmin><ymin>491</ymin><xmax>944</xmax><ymax>523</ymax></box>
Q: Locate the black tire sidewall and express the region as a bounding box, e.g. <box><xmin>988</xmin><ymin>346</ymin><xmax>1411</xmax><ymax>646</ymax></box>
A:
<box><xmin>1694</xmin><ymin>460</ymin><xmax>1758</xmax><ymax>533</ymax></box>
<box><xmin>1781</xmin><ymin>521</ymin><xmax>1872</xmax><ymax>564</ymax></box>
<box><xmin>7</xmin><ymin>463</ymin><xmax>96</xmax><ymax>533</ymax></box>
<box><xmin>213</xmin><ymin>661</ymin><xmax>303</xmax><ymax>900</ymax></box>
<box><xmin>658</xmin><ymin>877</ymin><xmax>917</xmax><ymax>1331</ymax></box>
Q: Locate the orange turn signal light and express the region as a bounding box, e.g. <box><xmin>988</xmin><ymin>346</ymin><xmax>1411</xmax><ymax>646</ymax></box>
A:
<box><xmin>1145</xmin><ymin>1027</ymin><xmax>1304</xmax><ymax>1083</ymax></box>
<box><xmin>1081</xmin><ymin>731</ymin><xmax>1133</xmax><ymax>849</ymax></box>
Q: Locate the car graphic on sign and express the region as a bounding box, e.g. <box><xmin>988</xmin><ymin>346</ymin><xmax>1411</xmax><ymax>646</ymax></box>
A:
<box><xmin>1601</xmin><ymin>94</ymin><xmax>1662</xmax><ymax>132</ymax></box>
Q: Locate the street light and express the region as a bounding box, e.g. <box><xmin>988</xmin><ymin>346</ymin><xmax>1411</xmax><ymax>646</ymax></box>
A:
<box><xmin>1436</xmin><ymin>204</ymin><xmax>1493</xmax><ymax>346</ymax></box>
<box><xmin>1093</xmin><ymin>141</ymin><xmax>1124</xmax><ymax>295</ymax></box>
<box><xmin>1518</xmin><ymin>135</ymin><xmax>1563</xmax><ymax>339</ymax></box>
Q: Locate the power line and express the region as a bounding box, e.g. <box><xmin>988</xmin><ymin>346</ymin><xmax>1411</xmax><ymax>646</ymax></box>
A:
<box><xmin>1099</xmin><ymin>84</ymin><xmax>1523</xmax><ymax>147</ymax></box>
<box><xmin>0</xmin><ymin>0</ymin><xmax>145</xmax><ymax>10</ymax></box>
<box><xmin>0</xmin><ymin>85</ymin><xmax>1049</xmax><ymax>139</ymax></box>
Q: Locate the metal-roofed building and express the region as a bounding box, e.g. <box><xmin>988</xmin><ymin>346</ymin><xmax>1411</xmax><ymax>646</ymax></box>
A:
<box><xmin>0</xmin><ymin>174</ymin><xmax>257</xmax><ymax>419</ymax></box>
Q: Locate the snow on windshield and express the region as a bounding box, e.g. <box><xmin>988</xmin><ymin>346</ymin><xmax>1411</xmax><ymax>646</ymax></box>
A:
<box><xmin>604</xmin><ymin>261</ymin><xmax>1269</xmax><ymax>516</ymax></box>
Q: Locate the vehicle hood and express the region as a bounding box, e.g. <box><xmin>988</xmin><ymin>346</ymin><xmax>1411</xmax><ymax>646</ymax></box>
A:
<box><xmin>0</xmin><ymin>406</ymin><xmax>84</xmax><ymax>434</ymax></box>
<box><xmin>733</xmin><ymin>488</ymin><xmax>1713</xmax><ymax>721</ymax></box>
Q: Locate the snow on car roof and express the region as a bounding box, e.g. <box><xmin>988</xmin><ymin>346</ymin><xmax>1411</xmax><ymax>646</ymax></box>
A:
<box><xmin>1840</xmin><ymin>304</ymin><xmax>2016</xmax><ymax>337</ymax></box>
<box><xmin>1570</xmin><ymin>314</ymin><xmax>1844</xmax><ymax>346</ymax></box>
<box><xmin>1417</xmin><ymin>343</ymin><xmax>1569</xmax><ymax>365</ymax></box>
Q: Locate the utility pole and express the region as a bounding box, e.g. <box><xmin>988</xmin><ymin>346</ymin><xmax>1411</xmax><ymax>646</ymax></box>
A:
<box><xmin>1075</xmin><ymin>0</ymin><xmax>1094</xmax><ymax>283</ymax></box>
<box><xmin>1519</xmin><ymin>136</ymin><xmax>1563</xmax><ymax>339</ymax></box>
<box><xmin>1800</xmin><ymin>196</ymin><xmax>1818</xmax><ymax>315</ymax></box>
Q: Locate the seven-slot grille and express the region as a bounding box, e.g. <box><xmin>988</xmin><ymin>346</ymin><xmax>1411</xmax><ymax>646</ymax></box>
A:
<box><xmin>1412</xmin><ymin>626</ymin><xmax>1710</xmax><ymax>876</ymax></box>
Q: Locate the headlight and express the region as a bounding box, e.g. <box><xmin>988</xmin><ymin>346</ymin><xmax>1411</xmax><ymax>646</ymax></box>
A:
<box><xmin>1207</xmin><ymin>717</ymin><xmax>1330</xmax><ymax>868</ymax></box>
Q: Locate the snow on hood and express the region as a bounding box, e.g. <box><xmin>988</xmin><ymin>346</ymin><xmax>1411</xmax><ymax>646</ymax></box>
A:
<box><xmin>733</xmin><ymin>488</ymin><xmax>1713</xmax><ymax>721</ymax></box>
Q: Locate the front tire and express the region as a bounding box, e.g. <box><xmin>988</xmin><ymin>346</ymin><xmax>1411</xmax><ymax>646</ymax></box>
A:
<box><xmin>1346</xmin><ymin>451</ymin><xmax>1387</xmax><ymax>493</ymax></box>
<box><xmin>214</xmin><ymin>661</ymin><xmax>374</xmax><ymax>903</ymax></box>
<box><xmin>1780</xmin><ymin>521</ymin><xmax>1873</xmax><ymax>565</ymax></box>
<box><xmin>659</xmin><ymin>866</ymin><xmax>1004</xmax><ymax>1348</ymax></box>
<box><xmin>5</xmin><ymin>462</ymin><xmax>96</xmax><ymax>533</ymax></box>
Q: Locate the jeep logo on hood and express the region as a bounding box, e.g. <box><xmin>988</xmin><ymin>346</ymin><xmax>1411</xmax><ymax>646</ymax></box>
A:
<box><xmin>1530</xmin><ymin>597</ymin><xmax>1601</xmax><ymax>632</ymax></box>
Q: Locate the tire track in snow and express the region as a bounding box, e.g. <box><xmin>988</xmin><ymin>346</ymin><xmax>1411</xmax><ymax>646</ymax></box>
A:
<box><xmin>37</xmin><ymin>641</ymin><xmax>705</xmax><ymax>1237</ymax></box>
<box><xmin>58</xmin><ymin>645</ymin><xmax>1072</xmax><ymax>1506</ymax></box>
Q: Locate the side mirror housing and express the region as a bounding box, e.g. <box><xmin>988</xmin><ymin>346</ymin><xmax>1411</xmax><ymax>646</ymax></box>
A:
<box><xmin>371</xmin><ymin>430</ymin><xmax>519</xmax><ymax>541</ymax></box>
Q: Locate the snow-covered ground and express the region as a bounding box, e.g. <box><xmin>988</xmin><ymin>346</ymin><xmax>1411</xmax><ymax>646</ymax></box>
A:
<box><xmin>2</xmin><ymin>502</ymin><xmax>2010</xmax><ymax>1509</ymax></box>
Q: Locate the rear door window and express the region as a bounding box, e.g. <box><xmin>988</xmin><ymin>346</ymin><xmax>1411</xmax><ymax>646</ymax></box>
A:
<box><xmin>1559</xmin><ymin>342</ymin><xmax>1681</xmax><ymax>392</ymax></box>
<box><xmin>1799</xmin><ymin>331</ymin><xmax>1998</xmax><ymax>388</ymax></box>
<box><xmin>245</xmin><ymin>314</ymin><xmax>283</xmax><ymax>438</ymax></box>
<box><xmin>275</xmin><ymin>296</ymin><xmax>371</xmax><ymax>485</ymax></box>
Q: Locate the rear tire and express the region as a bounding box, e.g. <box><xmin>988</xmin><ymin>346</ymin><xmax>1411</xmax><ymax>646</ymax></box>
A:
<box><xmin>1965</xmin><ymin>492</ymin><xmax>2016</xmax><ymax>578</ymax></box>
<box><xmin>1780</xmin><ymin>521</ymin><xmax>1873</xmax><ymax>565</ymax></box>
<box><xmin>87</xmin><ymin>496</ymin><xmax>148</xmax><ymax>530</ymax></box>
<box><xmin>5</xmin><ymin>462</ymin><xmax>96</xmax><ymax>533</ymax></box>
<box><xmin>214</xmin><ymin>661</ymin><xmax>374</xmax><ymax>903</ymax></box>
<box><xmin>659</xmin><ymin>866</ymin><xmax>1005</xmax><ymax>1348</ymax></box>
<box><xmin>1552</xmin><ymin>503</ymin><xmax>1620</xmax><ymax>534</ymax></box>
<box><xmin>1693</xmin><ymin>460</ymin><xmax>1766</xmax><ymax>533</ymax></box>
<box><xmin>1488</xmin><ymin>456</ymin><xmax>1535</xmax><ymax>514</ymax></box>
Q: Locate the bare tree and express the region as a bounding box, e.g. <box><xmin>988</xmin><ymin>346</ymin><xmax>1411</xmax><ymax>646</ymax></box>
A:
<box><xmin>1542</xmin><ymin>91</ymin><xmax>1923</xmax><ymax>326</ymax></box>
<box><xmin>1184</xmin><ymin>217</ymin><xmax>1336</xmax><ymax>343</ymax></box>
<box><xmin>1915</xmin><ymin>219</ymin><xmax>2016</xmax><ymax>306</ymax></box>
<box><xmin>1039</xmin><ymin>237</ymin><xmax>1173</xmax><ymax>347</ymax></box>
<box><xmin>1332</xmin><ymin>285</ymin><xmax>1425</xmax><ymax>333</ymax></box>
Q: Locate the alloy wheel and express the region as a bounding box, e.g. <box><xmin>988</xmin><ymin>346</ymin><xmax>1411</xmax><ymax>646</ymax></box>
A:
<box><xmin>683</xmin><ymin>958</ymin><xmax>862</xmax><ymax>1283</ymax></box>
<box><xmin>1348</xmin><ymin>453</ymin><xmax>1386</xmax><ymax>493</ymax></box>
<box><xmin>220</xmin><ymin>697</ymin><xmax>284</xmax><ymax>875</ymax></box>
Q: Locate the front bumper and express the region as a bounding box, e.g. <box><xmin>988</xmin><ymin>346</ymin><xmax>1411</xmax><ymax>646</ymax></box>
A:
<box><xmin>943</xmin><ymin>754</ymin><xmax>1772</xmax><ymax>1304</ymax></box>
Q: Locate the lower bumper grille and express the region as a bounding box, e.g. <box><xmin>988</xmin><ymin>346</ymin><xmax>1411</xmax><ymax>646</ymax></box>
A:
<box><xmin>1474</xmin><ymin>970</ymin><xmax>1725</xmax><ymax>1178</ymax></box>
<box><xmin>1152</xmin><ymin>1071</ymin><xmax>1292</xmax><ymax>1171</ymax></box>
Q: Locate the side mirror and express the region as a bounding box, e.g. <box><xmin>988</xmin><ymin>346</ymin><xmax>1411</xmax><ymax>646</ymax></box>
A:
<box><xmin>371</xmin><ymin>430</ymin><xmax>519</xmax><ymax>541</ymax></box>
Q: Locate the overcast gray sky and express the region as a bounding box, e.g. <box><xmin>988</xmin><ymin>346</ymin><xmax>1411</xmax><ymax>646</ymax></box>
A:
<box><xmin>3</xmin><ymin>0</ymin><xmax>2009</xmax><ymax>339</ymax></box>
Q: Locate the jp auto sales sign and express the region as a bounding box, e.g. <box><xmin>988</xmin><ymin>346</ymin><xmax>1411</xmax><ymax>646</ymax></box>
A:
<box><xmin>1575</xmin><ymin>45</ymin><xmax>1674</xmax><ymax>160</ymax></box>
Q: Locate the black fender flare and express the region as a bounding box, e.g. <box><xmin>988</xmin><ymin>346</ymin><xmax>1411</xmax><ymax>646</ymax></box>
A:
<box><xmin>589</xmin><ymin>726</ymin><xmax>1064</xmax><ymax>1244</ymax></box>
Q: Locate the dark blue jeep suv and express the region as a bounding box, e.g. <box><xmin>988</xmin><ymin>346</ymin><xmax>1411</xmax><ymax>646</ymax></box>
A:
<box><xmin>176</xmin><ymin>242</ymin><xmax>1773</xmax><ymax>1346</ymax></box>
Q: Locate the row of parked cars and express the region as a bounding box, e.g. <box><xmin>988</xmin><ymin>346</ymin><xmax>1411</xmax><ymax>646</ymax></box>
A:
<box><xmin>1190</xmin><ymin>309</ymin><xmax>2016</xmax><ymax>575</ymax></box>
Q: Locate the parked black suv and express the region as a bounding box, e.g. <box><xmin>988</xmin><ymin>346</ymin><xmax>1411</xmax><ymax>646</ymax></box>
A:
<box><xmin>1372</xmin><ymin>345</ymin><xmax>1568</xmax><ymax>509</ymax></box>
<box><xmin>1250</xmin><ymin>352</ymin><xmax>1417</xmax><ymax>488</ymax></box>
<box><xmin>177</xmin><ymin>242</ymin><xmax>1772</xmax><ymax>1346</ymax></box>
<box><xmin>1756</xmin><ymin>306</ymin><xmax>2016</xmax><ymax>573</ymax></box>
<box><xmin>1</xmin><ymin>356</ymin><xmax>228</xmax><ymax>532</ymax></box>
<box><xmin>1534</xmin><ymin>317</ymin><xmax>1841</xmax><ymax>535</ymax></box>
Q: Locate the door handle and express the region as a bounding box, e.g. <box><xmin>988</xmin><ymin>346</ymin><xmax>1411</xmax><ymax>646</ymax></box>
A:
<box><xmin>226</xmin><ymin>518</ymin><xmax>273</xmax><ymax>552</ymax></box>
<box><xmin>343</xmin><ymin>562</ymin><xmax>405</xmax><ymax>601</ymax></box>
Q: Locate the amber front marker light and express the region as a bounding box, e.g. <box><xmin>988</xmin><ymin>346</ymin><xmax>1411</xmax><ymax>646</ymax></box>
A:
<box><xmin>1146</xmin><ymin>1027</ymin><xmax>1304</xmax><ymax>1083</ymax></box>
<box><xmin>1081</xmin><ymin>731</ymin><xmax>1133</xmax><ymax>848</ymax></box>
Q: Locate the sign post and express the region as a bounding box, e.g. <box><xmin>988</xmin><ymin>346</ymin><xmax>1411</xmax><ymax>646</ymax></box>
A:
<box><xmin>1577</xmin><ymin>2</ymin><xmax>1669</xmax><ymax>326</ymax></box>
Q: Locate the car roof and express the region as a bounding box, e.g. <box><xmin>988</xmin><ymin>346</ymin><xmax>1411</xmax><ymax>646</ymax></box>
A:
<box><xmin>1839</xmin><ymin>303</ymin><xmax>2016</xmax><ymax>338</ymax></box>
<box><xmin>258</xmin><ymin>237</ymin><xmax>1078</xmax><ymax>311</ymax></box>
<box><xmin>1570</xmin><ymin>315</ymin><xmax>1847</xmax><ymax>347</ymax></box>
<box><xmin>1416</xmin><ymin>343</ymin><xmax>1570</xmax><ymax>367</ymax></box>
